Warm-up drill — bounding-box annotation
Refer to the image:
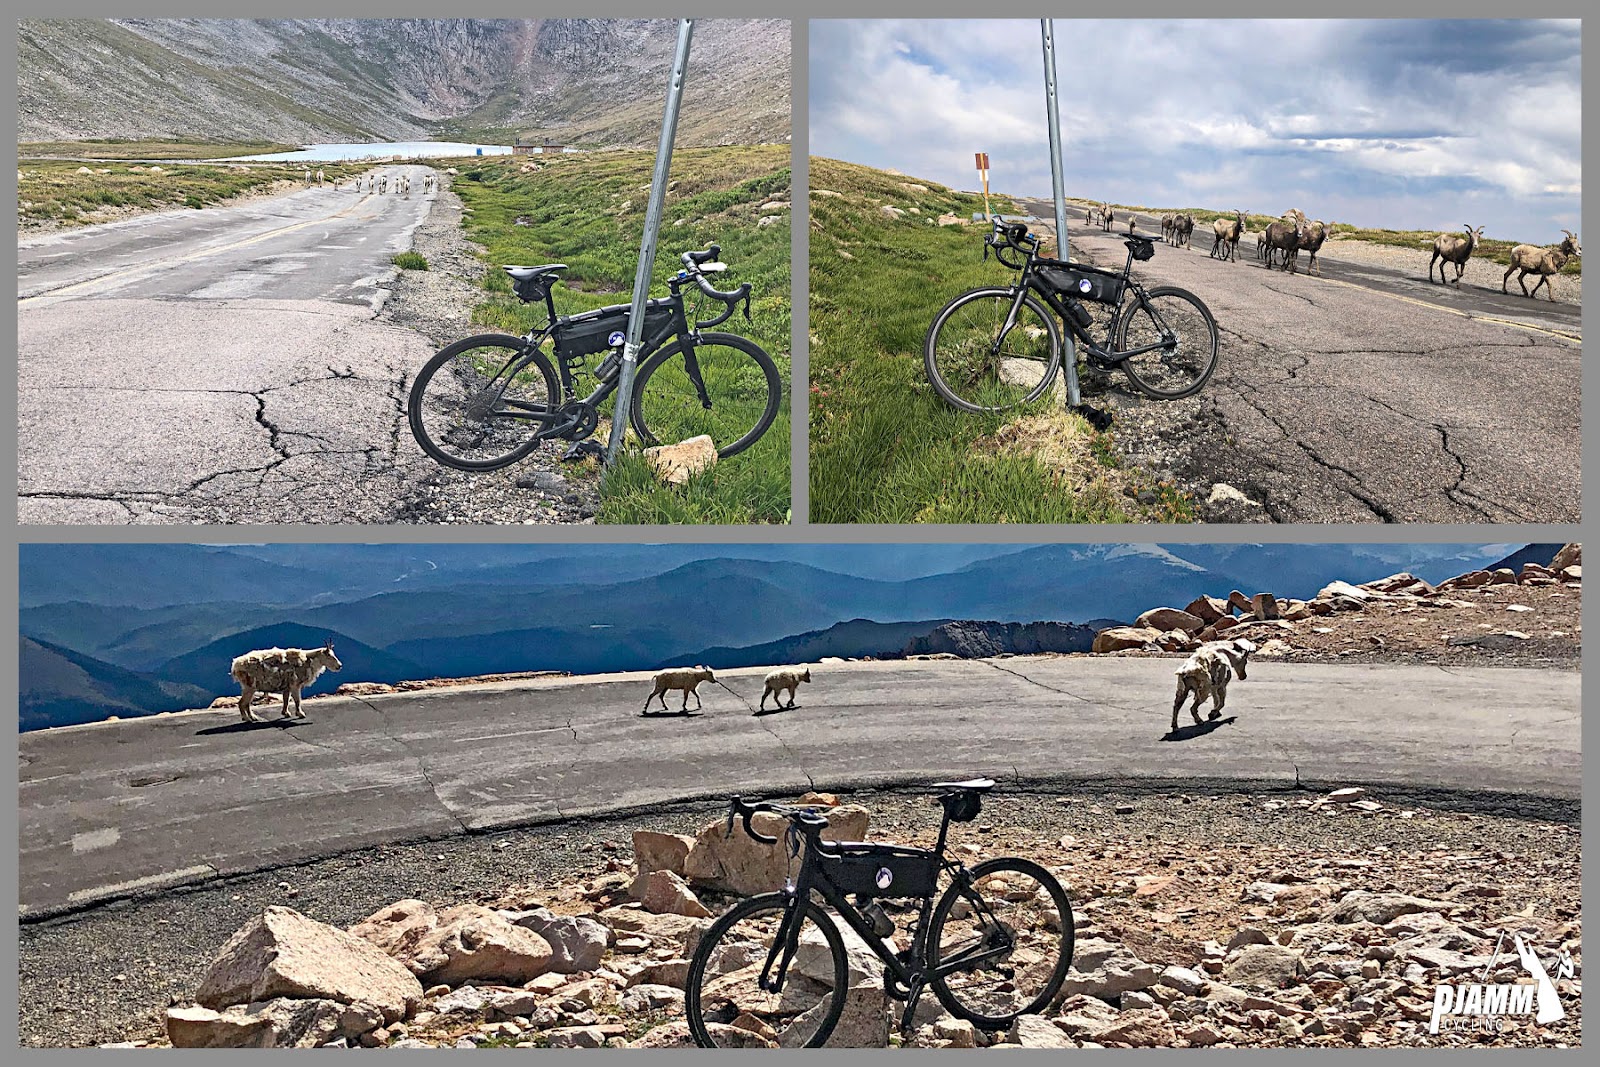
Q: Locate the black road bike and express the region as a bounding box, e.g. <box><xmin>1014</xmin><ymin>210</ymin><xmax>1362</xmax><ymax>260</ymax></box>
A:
<box><xmin>685</xmin><ymin>780</ymin><xmax>1075</xmax><ymax>1048</ymax></box>
<box><xmin>925</xmin><ymin>218</ymin><xmax>1220</xmax><ymax>412</ymax></box>
<box><xmin>407</xmin><ymin>245</ymin><xmax>782</xmax><ymax>470</ymax></box>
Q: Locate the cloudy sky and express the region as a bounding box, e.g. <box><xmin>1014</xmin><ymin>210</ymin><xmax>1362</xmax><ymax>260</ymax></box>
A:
<box><xmin>810</xmin><ymin>19</ymin><xmax>1580</xmax><ymax>241</ymax></box>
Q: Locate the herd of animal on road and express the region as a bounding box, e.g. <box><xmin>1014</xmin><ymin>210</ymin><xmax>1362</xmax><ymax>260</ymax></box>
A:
<box><xmin>1088</xmin><ymin>200</ymin><xmax>1580</xmax><ymax>300</ymax></box>
<box><xmin>227</xmin><ymin>641</ymin><xmax>1258</xmax><ymax>734</ymax></box>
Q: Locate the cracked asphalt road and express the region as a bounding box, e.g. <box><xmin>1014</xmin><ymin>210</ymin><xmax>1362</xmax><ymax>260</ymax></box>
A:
<box><xmin>1019</xmin><ymin>201</ymin><xmax>1582</xmax><ymax>523</ymax></box>
<box><xmin>18</xmin><ymin>655</ymin><xmax>1578</xmax><ymax>918</ymax></box>
<box><xmin>16</xmin><ymin>166</ymin><xmax>447</xmax><ymax>524</ymax></box>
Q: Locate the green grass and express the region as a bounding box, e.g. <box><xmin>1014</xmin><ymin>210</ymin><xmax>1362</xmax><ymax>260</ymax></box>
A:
<box><xmin>392</xmin><ymin>251</ymin><xmax>430</xmax><ymax>271</ymax></box>
<box><xmin>17</xmin><ymin>158</ymin><xmax>370</xmax><ymax>228</ymax></box>
<box><xmin>448</xmin><ymin>146</ymin><xmax>792</xmax><ymax>525</ymax></box>
<box><xmin>17</xmin><ymin>138</ymin><xmax>299</xmax><ymax>160</ymax></box>
<box><xmin>809</xmin><ymin>158</ymin><xmax>1191</xmax><ymax>525</ymax></box>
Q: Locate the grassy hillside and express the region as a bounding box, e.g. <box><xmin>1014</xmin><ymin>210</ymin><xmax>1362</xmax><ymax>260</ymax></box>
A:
<box><xmin>17</xmin><ymin>159</ymin><xmax>369</xmax><ymax>230</ymax></box>
<box><xmin>449</xmin><ymin>145</ymin><xmax>792</xmax><ymax>524</ymax></box>
<box><xmin>808</xmin><ymin>158</ymin><xmax>1189</xmax><ymax>525</ymax></box>
<box><xmin>17</xmin><ymin>138</ymin><xmax>298</xmax><ymax>160</ymax></box>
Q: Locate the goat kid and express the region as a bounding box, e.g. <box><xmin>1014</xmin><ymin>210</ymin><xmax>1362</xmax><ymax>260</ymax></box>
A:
<box><xmin>1171</xmin><ymin>638</ymin><xmax>1257</xmax><ymax>732</ymax></box>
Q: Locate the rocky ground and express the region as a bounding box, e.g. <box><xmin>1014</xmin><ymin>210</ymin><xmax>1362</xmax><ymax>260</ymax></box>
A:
<box><xmin>22</xmin><ymin>782</ymin><xmax>1580</xmax><ymax>1050</ymax></box>
<box><xmin>1090</xmin><ymin>546</ymin><xmax>1581</xmax><ymax>672</ymax></box>
<box><xmin>378</xmin><ymin>180</ymin><xmax>599</xmax><ymax>525</ymax></box>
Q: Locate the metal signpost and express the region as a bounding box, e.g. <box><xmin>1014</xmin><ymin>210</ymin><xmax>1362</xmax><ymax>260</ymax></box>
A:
<box><xmin>975</xmin><ymin>152</ymin><xmax>991</xmax><ymax>219</ymax></box>
<box><xmin>1039</xmin><ymin>19</ymin><xmax>1081</xmax><ymax>408</ymax></box>
<box><xmin>606</xmin><ymin>18</ymin><xmax>694</xmax><ymax>464</ymax></box>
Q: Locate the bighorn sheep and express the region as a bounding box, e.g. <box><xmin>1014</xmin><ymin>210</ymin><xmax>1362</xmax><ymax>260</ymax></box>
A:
<box><xmin>644</xmin><ymin>666</ymin><xmax>715</xmax><ymax>714</ymax></box>
<box><xmin>1210</xmin><ymin>210</ymin><xmax>1245</xmax><ymax>262</ymax></box>
<box><xmin>1126</xmin><ymin>212</ymin><xmax>1139</xmax><ymax>236</ymax></box>
<box><xmin>1263</xmin><ymin>210</ymin><xmax>1307</xmax><ymax>274</ymax></box>
<box><xmin>1171</xmin><ymin>638</ymin><xmax>1257</xmax><ymax>732</ymax></box>
<box><xmin>1161</xmin><ymin>214</ymin><xmax>1176</xmax><ymax>244</ymax></box>
<box><xmin>1173</xmin><ymin>213</ymin><xmax>1194</xmax><ymax>249</ymax></box>
<box><xmin>1502</xmin><ymin>230</ymin><xmax>1581</xmax><ymax>302</ymax></box>
<box><xmin>1101</xmin><ymin>203</ymin><xmax>1115</xmax><ymax>232</ymax></box>
<box><xmin>1297</xmin><ymin>218</ymin><xmax>1330</xmax><ymax>276</ymax></box>
<box><xmin>760</xmin><ymin>667</ymin><xmax>811</xmax><ymax>711</ymax></box>
<box><xmin>231</xmin><ymin>640</ymin><xmax>342</xmax><ymax>723</ymax></box>
<box><xmin>1429</xmin><ymin>224</ymin><xmax>1484</xmax><ymax>286</ymax></box>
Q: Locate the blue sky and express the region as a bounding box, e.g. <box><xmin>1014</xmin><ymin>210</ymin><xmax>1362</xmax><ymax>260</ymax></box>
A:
<box><xmin>810</xmin><ymin>19</ymin><xmax>1580</xmax><ymax>241</ymax></box>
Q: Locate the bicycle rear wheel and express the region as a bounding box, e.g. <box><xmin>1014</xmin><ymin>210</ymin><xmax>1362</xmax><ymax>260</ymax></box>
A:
<box><xmin>924</xmin><ymin>288</ymin><xmax>1062</xmax><ymax>413</ymax></box>
<box><xmin>1114</xmin><ymin>286</ymin><xmax>1219</xmax><ymax>399</ymax></box>
<box><xmin>407</xmin><ymin>334</ymin><xmax>559</xmax><ymax>470</ymax></box>
<box><xmin>629</xmin><ymin>332</ymin><xmax>782</xmax><ymax>459</ymax></box>
<box><xmin>927</xmin><ymin>857</ymin><xmax>1074</xmax><ymax>1029</ymax></box>
<box><xmin>686</xmin><ymin>893</ymin><xmax>849</xmax><ymax>1048</ymax></box>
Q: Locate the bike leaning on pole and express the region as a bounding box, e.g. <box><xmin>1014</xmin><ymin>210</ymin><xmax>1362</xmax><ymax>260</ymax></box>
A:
<box><xmin>924</xmin><ymin>218</ymin><xmax>1219</xmax><ymax>412</ymax></box>
<box><xmin>407</xmin><ymin>244</ymin><xmax>782</xmax><ymax>470</ymax></box>
<box><xmin>684</xmin><ymin>780</ymin><xmax>1075</xmax><ymax>1047</ymax></box>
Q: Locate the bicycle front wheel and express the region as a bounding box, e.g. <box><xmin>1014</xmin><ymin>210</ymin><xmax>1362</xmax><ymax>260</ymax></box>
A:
<box><xmin>1114</xmin><ymin>286</ymin><xmax>1219</xmax><ymax>399</ymax></box>
<box><xmin>407</xmin><ymin>333</ymin><xmax>559</xmax><ymax>470</ymax></box>
<box><xmin>925</xmin><ymin>288</ymin><xmax>1062</xmax><ymax>413</ymax></box>
<box><xmin>630</xmin><ymin>332</ymin><xmax>782</xmax><ymax>459</ymax></box>
<box><xmin>928</xmin><ymin>857</ymin><xmax>1075</xmax><ymax>1029</ymax></box>
<box><xmin>686</xmin><ymin>893</ymin><xmax>849</xmax><ymax>1048</ymax></box>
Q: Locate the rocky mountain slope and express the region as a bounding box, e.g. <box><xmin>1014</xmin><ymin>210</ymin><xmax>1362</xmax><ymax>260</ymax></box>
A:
<box><xmin>17</xmin><ymin>19</ymin><xmax>788</xmax><ymax>147</ymax></box>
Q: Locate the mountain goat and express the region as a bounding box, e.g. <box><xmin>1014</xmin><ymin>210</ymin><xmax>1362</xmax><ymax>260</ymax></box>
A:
<box><xmin>1502</xmin><ymin>230</ymin><xmax>1581</xmax><ymax>302</ymax></box>
<box><xmin>1171</xmin><ymin>638</ymin><xmax>1257</xmax><ymax>732</ymax></box>
<box><xmin>1429</xmin><ymin>224</ymin><xmax>1483</xmax><ymax>286</ymax></box>
<box><xmin>231</xmin><ymin>640</ymin><xmax>343</xmax><ymax>723</ymax></box>
<box><xmin>644</xmin><ymin>666</ymin><xmax>715</xmax><ymax>714</ymax></box>
<box><xmin>760</xmin><ymin>667</ymin><xmax>811</xmax><ymax>711</ymax></box>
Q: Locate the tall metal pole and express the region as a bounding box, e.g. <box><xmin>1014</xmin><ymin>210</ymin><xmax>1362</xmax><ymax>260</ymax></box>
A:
<box><xmin>1039</xmin><ymin>19</ymin><xmax>1081</xmax><ymax>408</ymax></box>
<box><xmin>606</xmin><ymin>18</ymin><xmax>694</xmax><ymax>464</ymax></box>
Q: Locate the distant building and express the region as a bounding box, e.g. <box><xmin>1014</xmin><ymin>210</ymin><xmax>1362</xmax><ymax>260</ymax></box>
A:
<box><xmin>514</xmin><ymin>137</ymin><xmax>569</xmax><ymax>156</ymax></box>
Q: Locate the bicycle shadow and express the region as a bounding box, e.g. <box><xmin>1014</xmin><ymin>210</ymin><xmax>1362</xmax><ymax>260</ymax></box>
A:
<box><xmin>194</xmin><ymin>718</ymin><xmax>312</xmax><ymax>737</ymax></box>
<box><xmin>1161</xmin><ymin>716</ymin><xmax>1236</xmax><ymax>742</ymax></box>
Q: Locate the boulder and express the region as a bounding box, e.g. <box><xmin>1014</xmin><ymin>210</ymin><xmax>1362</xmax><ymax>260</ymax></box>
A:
<box><xmin>630</xmin><ymin>831</ymin><xmax>697</xmax><ymax>898</ymax></box>
<box><xmin>1551</xmin><ymin>543</ymin><xmax>1581</xmax><ymax>571</ymax></box>
<box><xmin>1183</xmin><ymin>595</ymin><xmax>1229</xmax><ymax>624</ymax></box>
<box><xmin>1056</xmin><ymin>938</ymin><xmax>1161</xmax><ymax>999</ymax></box>
<box><xmin>197</xmin><ymin>907</ymin><xmax>423</xmax><ymax>1024</ymax></box>
<box><xmin>1158</xmin><ymin>965</ymin><xmax>1208</xmax><ymax>996</ymax></box>
<box><xmin>1324</xmin><ymin>891</ymin><xmax>1456</xmax><ymax>925</ymax></box>
<box><xmin>1091</xmin><ymin>1007</ymin><xmax>1177</xmax><ymax>1047</ymax></box>
<box><xmin>1135</xmin><ymin>607</ymin><xmax>1205</xmax><ymax>633</ymax></box>
<box><xmin>596</xmin><ymin>906</ymin><xmax>710</xmax><ymax>955</ymax></box>
<box><xmin>505</xmin><ymin>908</ymin><xmax>609</xmax><ymax>973</ymax></box>
<box><xmin>1091</xmin><ymin>626</ymin><xmax>1162</xmax><ymax>653</ymax></box>
<box><xmin>620</xmin><ymin>984</ymin><xmax>685</xmax><ymax>1015</ymax></box>
<box><xmin>1053</xmin><ymin>993</ymin><xmax>1122</xmax><ymax>1038</ymax></box>
<box><xmin>420</xmin><ymin>904</ymin><xmax>556</xmax><ymax>986</ymax></box>
<box><xmin>1488</xmin><ymin>568</ymin><xmax>1517</xmax><ymax>584</ymax></box>
<box><xmin>644</xmin><ymin>435</ymin><xmax>717</xmax><ymax>485</ymax></box>
<box><xmin>1251</xmin><ymin>592</ymin><xmax>1280</xmax><ymax>620</ymax></box>
<box><xmin>812</xmin><ymin>982</ymin><xmax>890</xmax><ymax>1048</ymax></box>
<box><xmin>1561</xmin><ymin>565</ymin><xmax>1581</xmax><ymax>582</ymax></box>
<box><xmin>1222</xmin><ymin>944</ymin><xmax>1305</xmax><ymax>989</ymax></box>
<box><xmin>630</xmin><ymin>1021</ymin><xmax>775</xmax><ymax>1048</ymax></box>
<box><xmin>349</xmin><ymin>899</ymin><xmax>448</xmax><ymax>976</ymax></box>
<box><xmin>1009</xmin><ymin>1013</ymin><xmax>1074</xmax><ymax>1048</ymax></box>
<box><xmin>684</xmin><ymin>806</ymin><xmax>869</xmax><ymax>896</ymax></box>
<box><xmin>167</xmin><ymin>998</ymin><xmax>384</xmax><ymax>1049</ymax></box>
<box><xmin>1438</xmin><ymin>570</ymin><xmax>1493</xmax><ymax>590</ymax></box>
<box><xmin>640</xmin><ymin>869</ymin><xmax>712</xmax><ymax>918</ymax></box>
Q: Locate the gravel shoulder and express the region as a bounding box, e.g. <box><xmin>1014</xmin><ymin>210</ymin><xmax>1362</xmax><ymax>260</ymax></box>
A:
<box><xmin>378</xmin><ymin>179</ymin><xmax>599</xmax><ymax>525</ymax></box>
<box><xmin>19</xmin><ymin>781</ymin><xmax>1579</xmax><ymax>1048</ymax></box>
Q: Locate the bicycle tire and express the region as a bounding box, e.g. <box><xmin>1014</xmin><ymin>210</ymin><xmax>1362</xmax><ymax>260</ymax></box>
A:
<box><xmin>924</xmin><ymin>288</ymin><xmax>1063</xmax><ymax>413</ymax></box>
<box><xmin>1114</xmin><ymin>286</ymin><xmax>1219</xmax><ymax>400</ymax></box>
<box><xmin>629</xmin><ymin>332</ymin><xmax>782</xmax><ymax>459</ymax></box>
<box><xmin>685</xmin><ymin>893</ymin><xmax>850</xmax><ymax>1049</ymax></box>
<box><xmin>407</xmin><ymin>333</ymin><xmax>559</xmax><ymax>471</ymax></box>
<box><xmin>927</xmin><ymin>857</ymin><xmax>1075</xmax><ymax>1029</ymax></box>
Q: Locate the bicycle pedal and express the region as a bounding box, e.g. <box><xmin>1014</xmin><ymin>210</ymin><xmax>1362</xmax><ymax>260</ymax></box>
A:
<box><xmin>560</xmin><ymin>440</ymin><xmax>605</xmax><ymax>462</ymax></box>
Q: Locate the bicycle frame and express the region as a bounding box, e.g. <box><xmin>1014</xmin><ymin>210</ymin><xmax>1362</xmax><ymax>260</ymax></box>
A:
<box><xmin>756</xmin><ymin>813</ymin><xmax>1017</xmax><ymax>1016</ymax></box>
<box><xmin>478</xmin><ymin>278</ymin><xmax>717</xmax><ymax>440</ymax></box>
<box><xmin>992</xmin><ymin>239</ymin><xmax>1178</xmax><ymax>366</ymax></box>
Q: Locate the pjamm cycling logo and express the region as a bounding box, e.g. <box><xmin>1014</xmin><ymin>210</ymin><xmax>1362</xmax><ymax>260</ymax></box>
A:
<box><xmin>1429</xmin><ymin>932</ymin><xmax>1574</xmax><ymax>1035</ymax></box>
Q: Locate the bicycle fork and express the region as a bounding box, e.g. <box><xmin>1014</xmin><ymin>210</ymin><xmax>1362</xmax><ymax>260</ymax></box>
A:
<box><xmin>758</xmin><ymin>892</ymin><xmax>805</xmax><ymax>994</ymax></box>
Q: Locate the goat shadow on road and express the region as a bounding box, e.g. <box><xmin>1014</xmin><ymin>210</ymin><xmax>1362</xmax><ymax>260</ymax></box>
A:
<box><xmin>194</xmin><ymin>719</ymin><xmax>315</xmax><ymax>737</ymax></box>
<box><xmin>1161</xmin><ymin>716</ymin><xmax>1237</xmax><ymax>743</ymax></box>
<box><xmin>752</xmin><ymin>704</ymin><xmax>801</xmax><ymax>717</ymax></box>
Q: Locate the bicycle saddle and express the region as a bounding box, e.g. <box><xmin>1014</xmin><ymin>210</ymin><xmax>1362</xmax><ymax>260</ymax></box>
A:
<box><xmin>503</xmin><ymin>264</ymin><xmax>568</xmax><ymax>281</ymax></box>
<box><xmin>931</xmin><ymin>778</ymin><xmax>994</xmax><ymax>793</ymax></box>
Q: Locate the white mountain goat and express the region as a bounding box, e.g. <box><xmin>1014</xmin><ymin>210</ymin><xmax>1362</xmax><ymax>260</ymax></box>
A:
<box><xmin>1171</xmin><ymin>638</ymin><xmax>1257</xmax><ymax>732</ymax></box>
<box><xmin>644</xmin><ymin>666</ymin><xmax>715</xmax><ymax>713</ymax></box>
<box><xmin>760</xmin><ymin>667</ymin><xmax>811</xmax><ymax>711</ymax></box>
<box><xmin>231</xmin><ymin>640</ymin><xmax>343</xmax><ymax>723</ymax></box>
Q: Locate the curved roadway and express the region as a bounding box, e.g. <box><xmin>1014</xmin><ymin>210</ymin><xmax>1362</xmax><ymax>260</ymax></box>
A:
<box><xmin>18</xmin><ymin>656</ymin><xmax>1579</xmax><ymax>918</ymax></box>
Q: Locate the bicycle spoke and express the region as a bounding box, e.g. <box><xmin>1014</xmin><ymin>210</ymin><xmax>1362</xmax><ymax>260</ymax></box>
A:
<box><xmin>927</xmin><ymin>291</ymin><xmax>1059</xmax><ymax>412</ymax></box>
<box><xmin>409</xmin><ymin>337</ymin><xmax>556</xmax><ymax>469</ymax></box>
<box><xmin>688</xmin><ymin>900</ymin><xmax>846</xmax><ymax>1048</ymax></box>
<box><xmin>631</xmin><ymin>336</ymin><xmax>780</xmax><ymax>459</ymax></box>
<box><xmin>1116</xmin><ymin>288</ymin><xmax>1219</xmax><ymax>399</ymax></box>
